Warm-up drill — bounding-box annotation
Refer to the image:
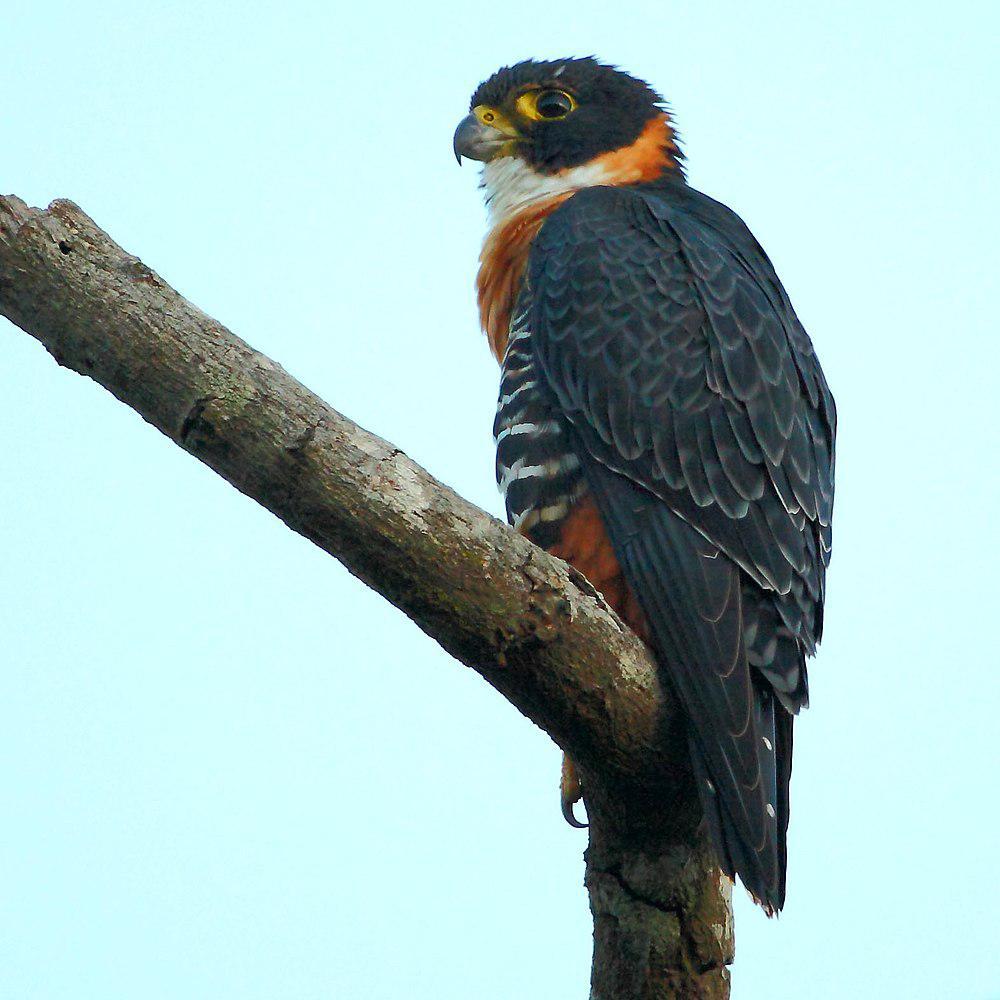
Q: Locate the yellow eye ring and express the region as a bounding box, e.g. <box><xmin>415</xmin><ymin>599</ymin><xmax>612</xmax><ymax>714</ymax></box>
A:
<box><xmin>515</xmin><ymin>89</ymin><xmax>577</xmax><ymax>122</ymax></box>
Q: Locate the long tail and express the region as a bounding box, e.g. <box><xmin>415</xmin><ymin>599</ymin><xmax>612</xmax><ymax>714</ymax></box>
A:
<box><xmin>690</xmin><ymin>684</ymin><xmax>793</xmax><ymax>914</ymax></box>
<box><xmin>579</xmin><ymin>453</ymin><xmax>798</xmax><ymax>913</ymax></box>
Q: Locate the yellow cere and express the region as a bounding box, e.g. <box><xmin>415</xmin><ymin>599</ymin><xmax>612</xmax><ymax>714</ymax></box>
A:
<box><xmin>473</xmin><ymin>105</ymin><xmax>521</xmax><ymax>138</ymax></box>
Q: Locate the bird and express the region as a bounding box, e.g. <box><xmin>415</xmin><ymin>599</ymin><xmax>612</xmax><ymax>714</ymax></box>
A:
<box><xmin>453</xmin><ymin>57</ymin><xmax>835</xmax><ymax>914</ymax></box>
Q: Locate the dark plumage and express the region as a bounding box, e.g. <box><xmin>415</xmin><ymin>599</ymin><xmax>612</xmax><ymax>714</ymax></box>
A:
<box><xmin>527</xmin><ymin>181</ymin><xmax>834</xmax><ymax>911</ymax></box>
<box><xmin>470</xmin><ymin>57</ymin><xmax>677</xmax><ymax>173</ymax></box>
<box><xmin>459</xmin><ymin>58</ymin><xmax>835</xmax><ymax>914</ymax></box>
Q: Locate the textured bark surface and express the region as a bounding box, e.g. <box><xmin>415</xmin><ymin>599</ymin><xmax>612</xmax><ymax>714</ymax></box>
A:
<box><xmin>584</xmin><ymin>772</ymin><xmax>734</xmax><ymax>999</ymax></box>
<box><xmin>0</xmin><ymin>195</ymin><xmax>734</xmax><ymax>997</ymax></box>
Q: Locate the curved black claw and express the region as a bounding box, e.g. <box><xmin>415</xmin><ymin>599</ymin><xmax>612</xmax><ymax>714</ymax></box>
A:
<box><xmin>561</xmin><ymin>794</ymin><xmax>589</xmax><ymax>829</ymax></box>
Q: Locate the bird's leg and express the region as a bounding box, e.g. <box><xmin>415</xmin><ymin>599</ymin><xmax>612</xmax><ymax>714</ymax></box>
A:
<box><xmin>560</xmin><ymin>753</ymin><xmax>588</xmax><ymax>827</ymax></box>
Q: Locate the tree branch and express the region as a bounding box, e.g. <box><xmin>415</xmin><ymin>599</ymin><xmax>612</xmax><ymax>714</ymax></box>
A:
<box><xmin>0</xmin><ymin>195</ymin><xmax>733</xmax><ymax>997</ymax></box>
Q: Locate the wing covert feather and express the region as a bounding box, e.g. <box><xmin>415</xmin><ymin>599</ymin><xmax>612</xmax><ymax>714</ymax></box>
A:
<box><xmin>525</xmin><ymin>182</ymin><xmax>834</xmax><ymax>910</ymax></box>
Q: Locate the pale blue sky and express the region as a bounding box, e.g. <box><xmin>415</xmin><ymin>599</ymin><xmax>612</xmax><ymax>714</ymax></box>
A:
<box><xmin>2</xmin><ymin>2</ymin><xmax>998</xmax><ymax>997</ymax></box>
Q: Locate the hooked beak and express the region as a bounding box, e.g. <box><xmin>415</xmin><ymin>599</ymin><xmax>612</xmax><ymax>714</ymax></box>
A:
<box><xmin>453</xmin><ymin>113</ymin><xmax>519</xmax><ymax>164</ymax></box>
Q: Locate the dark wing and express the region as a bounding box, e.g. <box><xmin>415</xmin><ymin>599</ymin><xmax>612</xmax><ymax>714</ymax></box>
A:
<box><xmin>527</xmin><ymin>182</ymin><xmax>835</xmax><ymax>910</ymax></box>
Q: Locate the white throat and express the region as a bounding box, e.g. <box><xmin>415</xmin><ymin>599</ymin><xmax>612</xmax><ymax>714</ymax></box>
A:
<box><xmin>480</xmin><ymin>157</ymin><xmax>611</xmax><ymax>227</ymax></box>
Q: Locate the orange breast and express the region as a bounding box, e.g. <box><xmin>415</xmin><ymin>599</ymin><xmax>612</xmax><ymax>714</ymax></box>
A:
<box><xmin>477</xmin><ymin>195</ymin><xmax>571</xmax><ymax>362</ymax></box>
<box><xmin>546</xmin><ymin>492</ymin><xmax>650</xmax><ymax>643</ymax></box>
<box><xmin>480</xmin><ymin>124</ymin><xmax>682</xmax><ymax>642</ymax></box>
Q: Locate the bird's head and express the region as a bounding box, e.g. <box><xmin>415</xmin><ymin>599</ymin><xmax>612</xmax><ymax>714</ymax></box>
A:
<box><xmin>454</xmin><ymin>58</ymin><xmax>683</xmax><ymax>220</ymax></box>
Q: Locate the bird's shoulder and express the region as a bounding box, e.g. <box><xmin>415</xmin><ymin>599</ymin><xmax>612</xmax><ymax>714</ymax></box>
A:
<box><xmin>524</xmin><ymin>176</ymin><xmax>836</xmax><ymax>608</ymax></box>
<box><xmin>533</xmin><ymin>177</ymin><xmax>785</xmax><ymax>298</ymax></box>
<box><xmin>529</xmin><ymin>176</ymin><xmax>836</xmax><ymax>447</ymax></box>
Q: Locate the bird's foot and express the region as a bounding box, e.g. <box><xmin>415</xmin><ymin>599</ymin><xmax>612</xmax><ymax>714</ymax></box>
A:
<box><xmin>560</xmin><ymin>754</ymin><xmax>588</xmax><ymax>828</ymax></box>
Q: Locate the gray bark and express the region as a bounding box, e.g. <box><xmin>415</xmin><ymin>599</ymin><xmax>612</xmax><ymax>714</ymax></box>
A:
<box><xmin>0</xmin><ymin>194</ymin><xmax>734</xmax><ymax>997</ymax></box>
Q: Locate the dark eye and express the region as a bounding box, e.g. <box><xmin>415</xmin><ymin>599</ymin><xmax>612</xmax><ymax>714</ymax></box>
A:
<box><xmin>535</xmin><ymin>90</ymin><xmax>574</xmax><ymax>119</ymax></box>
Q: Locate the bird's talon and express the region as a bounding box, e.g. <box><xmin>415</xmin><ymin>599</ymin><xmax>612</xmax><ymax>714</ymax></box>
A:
<box><xmin>561</xmin><ymin>794</ymin><xmax>588</xmax><ymax>829</ymax></box>
<box><xmin>560</xmin><ymin>753</ymin><xmax>587</xmax><ymax>828</ymax></box>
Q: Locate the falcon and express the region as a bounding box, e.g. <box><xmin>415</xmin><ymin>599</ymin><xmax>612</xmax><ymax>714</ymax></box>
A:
<box><xmin>454</xmin><ymin>57</ymin><xmax>835</xmax><ymax>913</ymax></box>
